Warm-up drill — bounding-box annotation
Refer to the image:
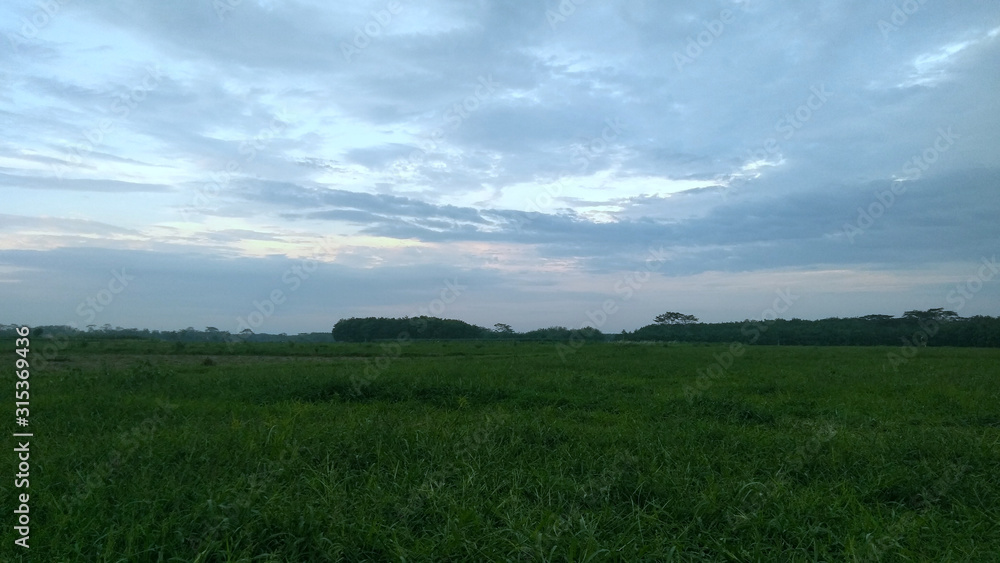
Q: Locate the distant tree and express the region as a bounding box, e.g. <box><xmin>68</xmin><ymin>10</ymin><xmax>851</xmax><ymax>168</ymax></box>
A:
<box><xmin>332</xmin><ymin>316</ymin><xmax>488</xmax><ymax>342</ymax></box>
<box><xmin>206</xmin><ymin>327</ymin><xmax>219</xmax><ymax>333</ymax></box>
<box><xmin>493</xmin><ymin>323</ymin><xmax>514</xmax><ymax>334</ymax></box>
<box><xmin>903</xmin><ymin>308</ymin><xmax>960</xmax><ymax>322</ymax></box>
<box><xmin>654</xmin><ymin>312</ymin><xmax>699</xmax><ymax>325</ymax></box>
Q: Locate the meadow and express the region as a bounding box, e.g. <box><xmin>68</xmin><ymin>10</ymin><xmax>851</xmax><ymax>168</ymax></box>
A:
<box><xmin>10</xmin><ymin>340</ymin><xmax>1000</xmax><ymax>561</ymax></box>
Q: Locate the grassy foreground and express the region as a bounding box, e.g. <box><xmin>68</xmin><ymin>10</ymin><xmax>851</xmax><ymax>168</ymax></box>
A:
<box><xmin>8</xmin><ymin>342</ymin><xmax>1000</xmax><ymax>561</ymax></box>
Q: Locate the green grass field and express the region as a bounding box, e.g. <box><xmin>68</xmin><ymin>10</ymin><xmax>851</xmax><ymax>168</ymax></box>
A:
<box><xmin>10</xmin><ymin>342</ymin><xmax>1000</xmax><ymax>561</ymax></box>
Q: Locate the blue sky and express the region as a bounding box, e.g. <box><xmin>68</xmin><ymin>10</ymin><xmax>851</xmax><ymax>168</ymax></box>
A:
<box><xmin>2</xmin><ymin>0</ymin><xmax>999</xmax><ymax>333</ymax></box>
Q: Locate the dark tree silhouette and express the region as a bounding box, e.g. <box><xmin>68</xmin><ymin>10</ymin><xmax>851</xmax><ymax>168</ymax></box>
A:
<box><xmin>654</xmin><ymin>312</ymin><xmax>699</xmax><ymax>325</ymax></box>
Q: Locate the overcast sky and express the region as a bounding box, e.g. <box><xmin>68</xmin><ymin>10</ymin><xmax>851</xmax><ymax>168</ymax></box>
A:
<box><xmin>2</xmin><ymin>0</ymin><xmax>999</xmax><ymax>334</ymax></box>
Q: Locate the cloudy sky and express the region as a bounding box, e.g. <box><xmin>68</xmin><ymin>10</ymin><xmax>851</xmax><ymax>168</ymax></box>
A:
<box><xmin>2</xmin><ymin>0</ymin><xmax>999</xmax><ymax>334</ymax></box>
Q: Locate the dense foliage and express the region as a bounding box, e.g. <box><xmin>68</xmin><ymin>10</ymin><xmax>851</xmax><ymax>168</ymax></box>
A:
<box><xmin>331</xmin><ymin>316</ymin><xmax>488</xmax><ymax>342</ymax></box>
<box><xmin>624</xmin><ymin>312</ymin><xmax>1000</xmax><ymax>347</ymax></box>
<box><xmin>520</xmin><ymin>326</ymin><xmax>605</xmax><ymax>342</ymax></box>
<box><xmin>0</xmin><ymin>324</ymin><xmax>333</xmax><ymax>343</ymax></box>
<box><xmin>329</xmin><ymin>318</ymin><xmax>608</xmax><ymax>343</ymax></box>
<box><xmin>5</xmin><ymin>307</ymin><xmax>1000</xmax><ymax>347</ymax></box>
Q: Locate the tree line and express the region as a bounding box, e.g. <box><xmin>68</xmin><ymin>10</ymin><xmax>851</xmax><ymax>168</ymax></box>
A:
<box><xmin>622</xmin><ymin>309</ymin><xmax>1000</xmax><ymax>347</ymax></box>
<box><xmin>329</xmin><ymin>316</ymin><xmax>607</xmax><ymax>343</ymax></box>
<box><xmin>5</xmin><ymin>308</ymin><xmax>1000</xmax><ymax>347</ymax></box>
<box><xmin>0</xmin><ymin>324</ymin><xmax>334</xmax><ymax>344</ymax></box>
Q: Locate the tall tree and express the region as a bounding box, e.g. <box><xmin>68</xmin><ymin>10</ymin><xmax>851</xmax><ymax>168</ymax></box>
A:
<box><xmin>654</xmin><ymin>312</ymin><xmax>699</xmax><ymax>325</ymax></box>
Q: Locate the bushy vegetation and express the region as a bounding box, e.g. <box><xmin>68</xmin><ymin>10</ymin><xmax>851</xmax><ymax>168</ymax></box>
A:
<box><xmin>11</xmin><ymin>341</ymin><xmax>1000</xmax><ymax>561</ymax></box>
<box><xmin>329</xmin><ymin>317</ymin><xmax>606</xmax><ymax>343</ymax></box>
<box><xmin>0</xmin><ymin>324</ymin><xmax>334</xmax><ymax>344</ymax></box>
<box><xmin>520</xmin><ymin>325</ymin><xmax>605</xmax><ymax>342</ymax></box>
<box><xmin>625</xmin><ymin>310</ymin><xmax>1000</xmax><ymax>347</ymax></box>
<box><xmin>331</xmin><ymin>315</ymin><xmax>488</xmax><ymax>342</ymax></box>
<box><xmin>7</xmin><ymin>308</ymin><xmax>999</xmax><ymax>348</ymax></box>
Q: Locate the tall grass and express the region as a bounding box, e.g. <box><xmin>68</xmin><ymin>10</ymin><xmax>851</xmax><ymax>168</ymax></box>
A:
<box><xmin>10</xmin><ymin>343</ymin><xmax>1000</xmax><ymax>561</ymax></box>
